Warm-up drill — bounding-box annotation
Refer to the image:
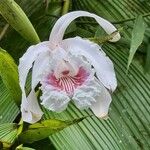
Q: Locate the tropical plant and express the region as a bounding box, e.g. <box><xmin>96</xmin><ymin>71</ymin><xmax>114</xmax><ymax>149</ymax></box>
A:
<box><xmin>0</xmin><ymin>0</ymin><xmax>150</xmax><ymax>149</ymax></box>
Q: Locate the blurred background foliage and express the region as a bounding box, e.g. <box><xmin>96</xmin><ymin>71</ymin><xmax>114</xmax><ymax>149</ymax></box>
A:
<box><xmin>0</xmin><ymin>0</ymin><xmax>150</xmax><ymax>149</ymax></box>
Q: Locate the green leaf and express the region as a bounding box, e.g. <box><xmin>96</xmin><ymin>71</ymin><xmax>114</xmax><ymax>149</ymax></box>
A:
<box><xmin>127</xmin><ymin>15</ymin><xmax>146</xmax><ymax>70</ymax></box>
<box><xmin>16</xmin><ymin>144</ymin><xmax>36</xmax><ymax>150</ymax></box>
<box><xmin>19</xmin><ymin>118</ymin><xmax>84</xmax><ymax>143</ymax></box>
<box><xmin>16</xmin><ymin>147</ymin><xmax>35</xmax><ymax>150</ymax></box>
<box><xmin>0</xmin><ymin>123</ymin><xmax>18</xmax><ymax>149</ymax></box>
<box><xmin>0</xmin><ymin>48</ymin><xmax>21</xmax><ymax>105</ymax></box>
<box><xmin>0</xmin><ymin>81</ymin><xmax>19</xmax><ymax>124</ymax></box>
<box><xmin>61</xmin><ymin>0</ymin><xmax>70</xmax><ymax>15</ymax></box>
<box><xmin>0</xmin><ymin>0</ymin><xmax>40</xmax><ymax>44</ymax></box>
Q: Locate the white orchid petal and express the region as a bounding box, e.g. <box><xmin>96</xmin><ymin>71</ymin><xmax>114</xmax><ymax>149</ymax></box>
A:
<box><xmin>19</xmin><ymin>41</ymin><xmax>49</xmax><ymax>123</ymax></box>
<box><xmin>41</xmin><ymin>92</ymin><xmax>70</xmax><ymax>112</ymax></box>
<box><xmin>19</xmin><ymin>41</ymin><xmax>50</xmax><ymax>91</ymax></box>
<box><xmin>62</xmin><ymin>37</ymin><xmax>117</xmax><ymax>91</ymax></box>
<box><xmin>21</xmin><ymin>90</ymin><xmax>43</xmax><ymax>124</ymax></box>
<box><xmin>90</xmin><ymin>82</ymin><xmax>112</xmax><ymax>118</ymax></box>
<box><xmin>73</xmin><ymin>78</ymin><xmax>101</xmax><ymax>109</ymax></box>
<box><xmin>32</xmin><ymin>51</ymin><xmax>50</xmax><ymax>89</ymax></box>
<box><xmin>40</xmin><ymin>85</ymin><xmax>70</xmax><ymax>112</ymax></box>
<box><xmin>49</xmin><ymin>11</ymin><xmax>120</xmax><ymax>44</ymax></box>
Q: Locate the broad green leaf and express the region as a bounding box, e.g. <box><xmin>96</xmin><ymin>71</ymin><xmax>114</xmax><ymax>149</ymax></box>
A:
<box><xmin>19</xmin><ymin>118</ymin><xmax>84</xmax><ymax>143</ymax></box>
<box><xmin>0</xmin><ymin>48</ymin><xmax>21</xmax><ymax>105</ymax></box>
<box><xmin>0</xmin><ymin>0</ymin><xmax>40</xmax><ymax>44</ymax></box>
<box><xmin>127</xmin><ymin>15</ymin><xmax>146</xmax><ymax>70</ymax></box>
<box><xmin>0</xmin><ymin>123</ymin><xmax>18</xmax><ymax>149</ymax></box>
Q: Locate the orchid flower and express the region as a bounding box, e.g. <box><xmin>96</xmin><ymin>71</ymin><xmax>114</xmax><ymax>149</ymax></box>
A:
<box><xmin>18</xmin><ymin>11</ymin><xmax>120</xmax><ymax>124</ymax></box>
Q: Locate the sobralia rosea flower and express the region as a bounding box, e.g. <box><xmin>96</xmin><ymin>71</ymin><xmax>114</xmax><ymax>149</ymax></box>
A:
<box><xmin>19</xmin><ymin>11</ymin><xmax>120</xmax><ymax>124</ymax></box>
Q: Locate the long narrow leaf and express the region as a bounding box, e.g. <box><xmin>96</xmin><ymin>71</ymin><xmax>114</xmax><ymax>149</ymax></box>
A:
<box><xmin>19</xmin><ymin>118</ymin><xmax>85</xmax><ymax>143</ymax></box>
<box><xmin>127</xmin><ymin>15</ymin><xmax>146</xmax><ymax>70</ymax></box>
<box><xmin>0</xmin><ymin>0</ymin><xmax>40</xmax><ymax>44</ymax></box>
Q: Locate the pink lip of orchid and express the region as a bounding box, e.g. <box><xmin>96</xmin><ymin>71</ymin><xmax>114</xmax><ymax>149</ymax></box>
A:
<box><xmin>18</xmin><ymin>11</ymin><xmax>120</xmax><ymax>124</ymax></box>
